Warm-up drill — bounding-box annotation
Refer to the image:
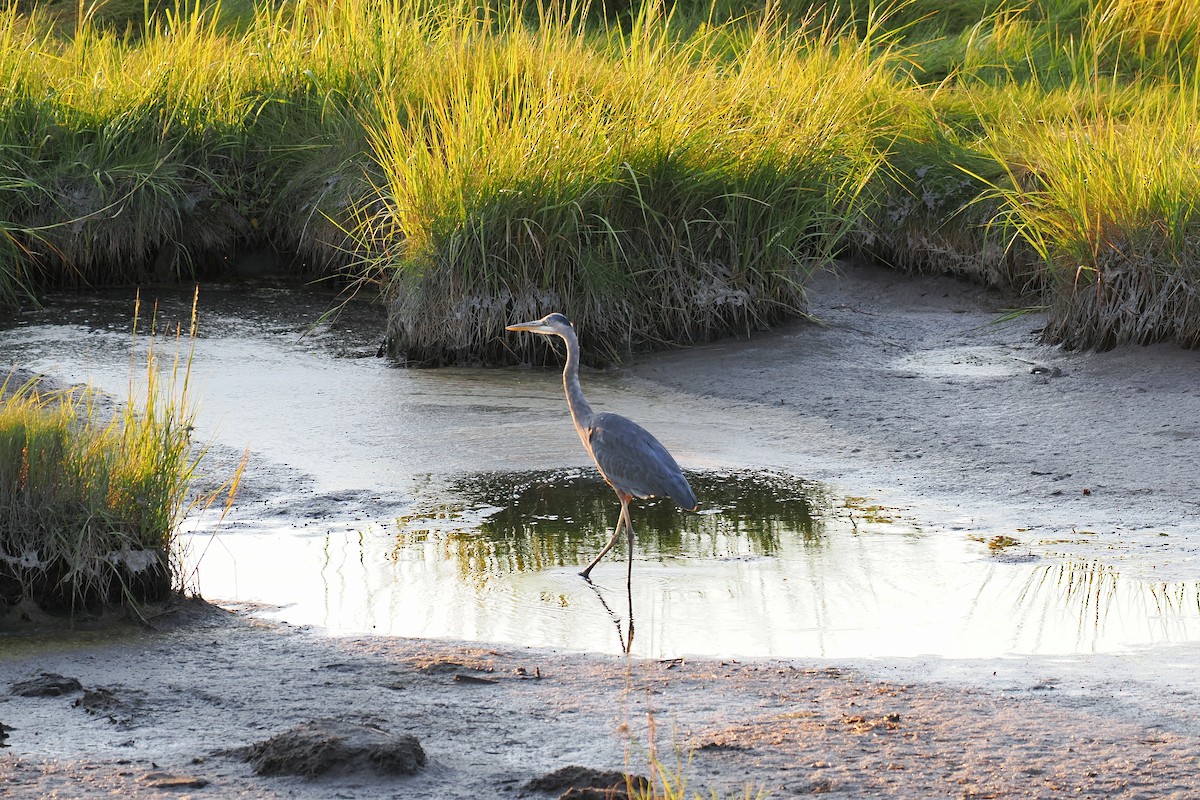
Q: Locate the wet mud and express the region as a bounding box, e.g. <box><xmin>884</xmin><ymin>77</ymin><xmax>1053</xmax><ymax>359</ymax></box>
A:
<box><xmin>524</xmin><ymin>765</ymin><xmax>649</xmax><ymax>798</ymax></box>
<box><xmin>233</xmin><ymin>719</ymin><xmax>426</xmax><ymax>778</ymax></box>
<box><xmin>3</xmin><ymin>610</ymin><xmax>1200</xmax><ymax>798</ymax></box>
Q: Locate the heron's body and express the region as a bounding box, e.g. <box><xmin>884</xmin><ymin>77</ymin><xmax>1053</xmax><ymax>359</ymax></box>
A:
<box><xmin>585</xmin><ymin>412</ymin><xmax>696</xmax><ymax>508</ymax></box>
<box><xmin>506</xmin><ymin>313</ymin><xmax>698</xmax><ymax>579</ymax></box>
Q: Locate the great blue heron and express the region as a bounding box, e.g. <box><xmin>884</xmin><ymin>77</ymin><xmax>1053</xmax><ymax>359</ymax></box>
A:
<box><xmin>506</xmin><ymin>313</ymin><xmax>698</xmax><ymax>581</ymax></box>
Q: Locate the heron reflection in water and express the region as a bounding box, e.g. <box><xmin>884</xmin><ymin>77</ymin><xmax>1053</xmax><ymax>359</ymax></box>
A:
<box><xmin>505</xmin><ymin>313</ymin><xmax>699</xmax><ymax>605</ymax></box>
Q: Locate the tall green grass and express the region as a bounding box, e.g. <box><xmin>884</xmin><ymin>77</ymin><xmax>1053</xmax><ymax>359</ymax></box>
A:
<box><xmin>913</xmin><ymin>0</ymin><xmax>1200</xmax><ymax>347</ymax></box>
<box><xmin>0</xmin><ymin>292</ymin><xmax>230</xmax><ymax>616</ymax></box>
<box><xmin>2</xmin><ymin>0</ymin><xmax>1200</xmax><ymax>356</ymax></box>
<box><xmin>0</xmin><ymin>1</ymin><xmax>255</xmax><ymax>289</ymax></box>
<box><xmin>363</xmin><ymin>3</ymin><xmax>912</xmax><ymax>363</ymax></box>
<box><xmin>967</xmin><ymin>83</ymin><xmax>1200</xmax><ymax>347</ymax></box>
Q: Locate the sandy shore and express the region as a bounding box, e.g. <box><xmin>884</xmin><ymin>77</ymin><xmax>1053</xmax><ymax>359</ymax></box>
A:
<box><xmin>3</xmin><ymin>599</ymin><xmax>1200</xmax><ymax>799</ymax></box>
<box><xmin>3</xmin><ymin>262</ymin><xmax>1200</xmax><ymax>798</ymax></box>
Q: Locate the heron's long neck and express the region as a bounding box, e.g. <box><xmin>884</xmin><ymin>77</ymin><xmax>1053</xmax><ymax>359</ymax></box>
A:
<box><xmin>560</xmin><ymin>328</ymin><xmax>595</xmax><ymax>438</ymax></box>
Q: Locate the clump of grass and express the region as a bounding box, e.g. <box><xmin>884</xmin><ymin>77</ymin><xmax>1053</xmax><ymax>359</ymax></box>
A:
<box><xmin>871</xmin><ymin>0</ymin><xmax>1200</xmax><ymax>349</ymax></box>
<box><xmin>1082</xmin><ymin>0</ymin><xmax>1200</xmax><ymax>78</ymax></box>
<box><xmin>362</xmin><ymin>2</ymin><xmax>912</xmax><ymax>364</ymax></box>
<box><xmin>975</xmin><ymin>86</ymin><xmax>1200</xmax><ymax>348</ymax></box>
<box><xmin>0</xmin><ymin>1</ymin><xmax>256</xmax><ymax>289</ymax></box>
<box><xmin>0</xmin><ymin>291</ymin><xmax>232</xmax><ymax>617</ymax></box>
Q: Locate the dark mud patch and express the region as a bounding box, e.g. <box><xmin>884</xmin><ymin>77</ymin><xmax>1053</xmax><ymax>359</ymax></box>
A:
<box><xmin>140</xmin><ymin>771</ymin><xmax>210</xmax><ymax>789</ymax></box>
<box><xmin>0</xmin><ymin>593</ymin><xmax>234</xmax><ymax>640</ymax></box>
<box><xmin>9</xmin><ymin>673</ymin><xmax>82</xmax><ymax>698</ymax></box>
<box><xmin>234</xmin><ymin>719</ymin><xmax>426</xmax><ymax>778</ymax></box>
<box><xmin>74</xmin><ymin>688</ymin><xmax>138</xmax><ymax>727</ymax></box>
<box><xmin>524</xmin><ymin>765</ymin><xmax>649</xmax><ymax>799</ymax></box>
<box><xmin>140</xmin><ymin>593</ymin><xmax>239</xmax><ymax>630</ymax></box>
<box><xmin>256</xmin><ymin>487</ymin><xmax>400</xmax><ymax>523</ymax></box>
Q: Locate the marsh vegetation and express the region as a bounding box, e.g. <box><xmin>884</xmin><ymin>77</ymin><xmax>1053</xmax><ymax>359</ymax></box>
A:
<box><xmin>0</xmin><ymin>294</ymin><xmax>237</xmax><ymax>619</ymax></box>
<box><xmin>1</xmin><ymin>0</ymin><xmax>1198</xmax><ymax>363</ymax></box>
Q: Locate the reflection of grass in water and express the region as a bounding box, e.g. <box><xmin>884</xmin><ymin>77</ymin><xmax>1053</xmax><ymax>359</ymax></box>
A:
<box><xmin>1018</xmin><ymin>560</ymin><xmax>1200</xmax><ymax>641</ymax></box>
<box><xmin>393</xmin><ymin>469</ymin><xmax>826</xmax><ymax>578</ymax></box>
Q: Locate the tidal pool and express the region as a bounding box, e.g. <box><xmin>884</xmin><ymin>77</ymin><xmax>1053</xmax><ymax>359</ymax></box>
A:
<box><xmin>179</xmin><ymin>469</ymin><xmax>1200</xmax><ymax>659</ymax></box>
<box><xmin>2</xmin><ymin>283</ymin><xmax>1199</xmax><ymax>660</ymax></box>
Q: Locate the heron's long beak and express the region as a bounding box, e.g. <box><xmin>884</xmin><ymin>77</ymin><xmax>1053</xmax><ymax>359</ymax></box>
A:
<box><xmin>505</xmin><ymin>319</ymin><xmax>555</xmax><ymax>334</ymax></box>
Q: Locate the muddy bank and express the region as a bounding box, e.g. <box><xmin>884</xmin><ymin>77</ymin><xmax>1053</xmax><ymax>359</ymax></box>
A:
<box><xmin>639</xmin><ymin>263</ymin><xmax>1200</xmax><ymax>577</ymax></box>
<box><xmin>2</xmin><ymin>262</ymin><xmax>1200</xmax><ymax>796</ymax></box>
<box><xmin>2</xmin><ymin>600</ymin><xmax>1200</xmax><ymax>799</ymax></box>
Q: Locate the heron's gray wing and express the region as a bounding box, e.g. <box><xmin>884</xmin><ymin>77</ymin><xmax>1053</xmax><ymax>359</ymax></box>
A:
<box><xmin>587</xmin><ymin>412</ymin><xmax>698</xmax><ymax>510</ymax></box>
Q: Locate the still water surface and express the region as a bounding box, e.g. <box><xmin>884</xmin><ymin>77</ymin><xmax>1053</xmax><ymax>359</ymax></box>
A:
<box><xmin>185</xmin><ymin>470</ymin><xmax>1200</xmax><ymax>659</ymax></box>
<box><xmin>2</xmin><ymin>284</ymin><xmax>1198</xmax><ymax>659</ymax></box>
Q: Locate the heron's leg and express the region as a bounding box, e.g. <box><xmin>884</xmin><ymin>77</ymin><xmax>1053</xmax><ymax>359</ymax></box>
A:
<box><xmin>623</xmin><ymin>498</ymin><xmax>637</xmax><ymax>654</ymax></box>
<box><xmin>580</xmin><ymin>494</ymin><xmax>630</xmax><ymax>578</ymax></box>
<box><xmin>624</xmin><ymin>496</ymin><xmax>635</xmax><ymax>590</ymax></box>
<box><xmin>624</xmin><ymin>585</ymin><xmax>635</xmax><ymax>654</ymax></box>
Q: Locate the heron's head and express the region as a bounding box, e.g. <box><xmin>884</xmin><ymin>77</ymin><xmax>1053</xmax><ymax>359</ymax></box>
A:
<box><xmin>505</xmin><ymin>312</ymin><xmax>573</xmax><ymax>337</ymax></box>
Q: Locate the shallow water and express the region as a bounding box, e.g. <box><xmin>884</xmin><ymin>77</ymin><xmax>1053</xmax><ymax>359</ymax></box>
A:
<box><xmin>2</xmin><ymin>283</ymin><xmax>1199</xmax><ymax>659</ymax></box>
<box><xmin>183</xmin><ymin>471</ymin><xmax>1200</xmax><ymax>659</ymax></box>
